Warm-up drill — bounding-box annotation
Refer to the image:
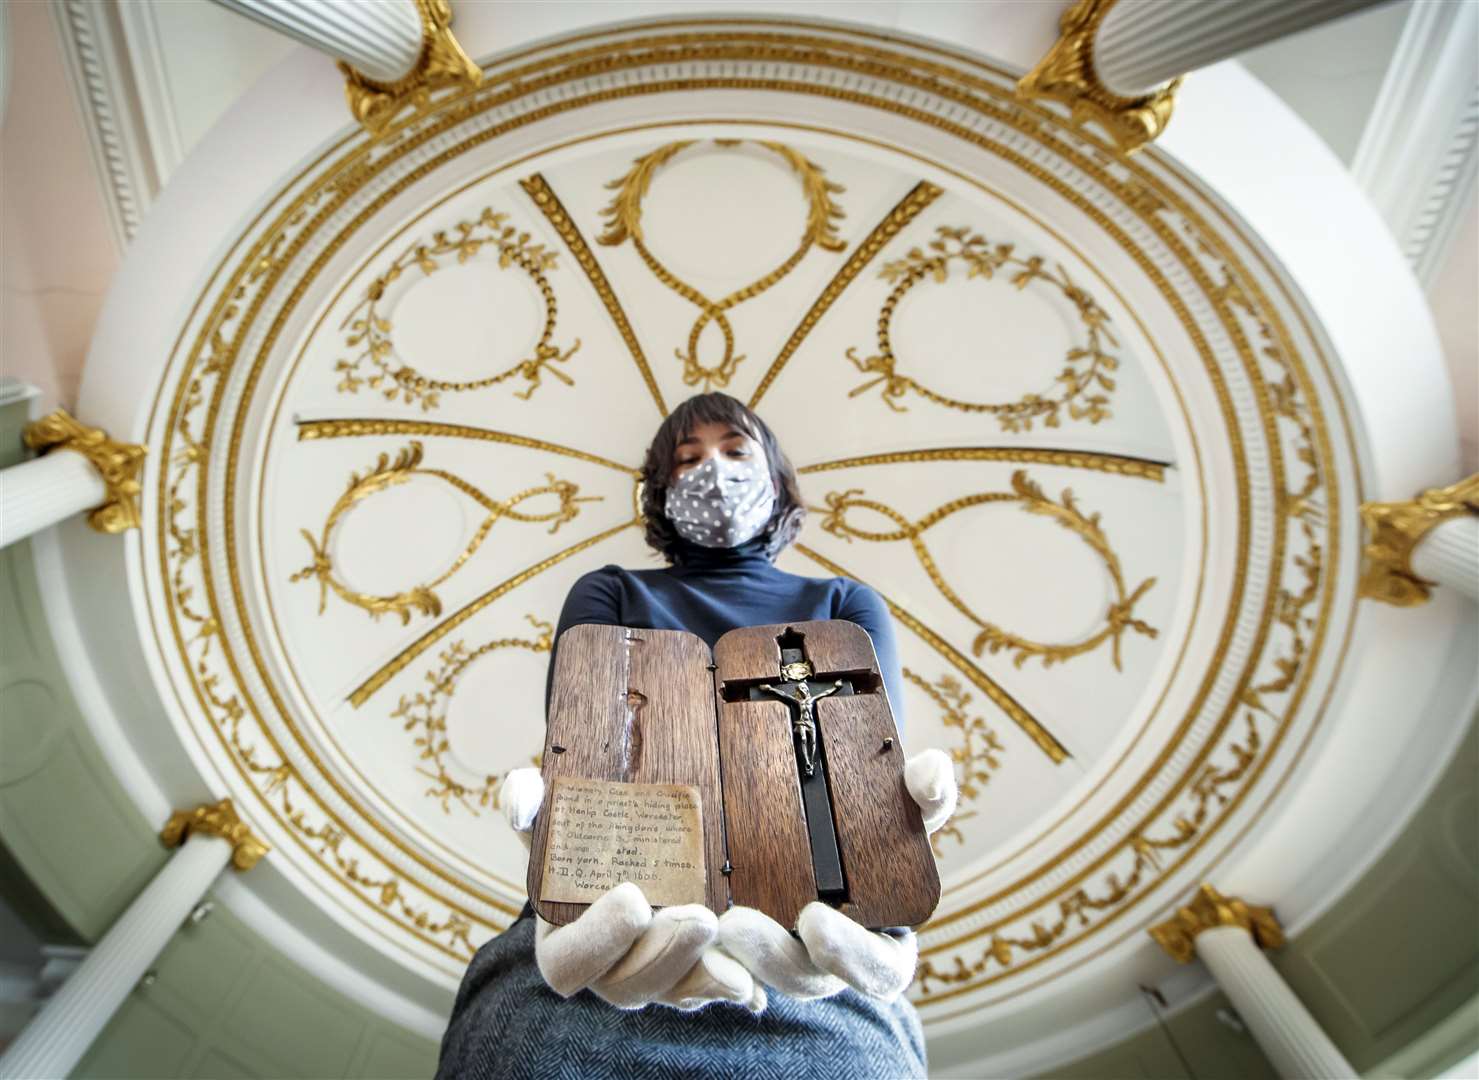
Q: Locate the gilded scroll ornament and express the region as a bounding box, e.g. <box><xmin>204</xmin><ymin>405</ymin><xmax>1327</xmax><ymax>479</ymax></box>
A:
<box><xmin>916</xmin><ymin>237</ymin><xmax>1327</xmax><ymax>1001</ymax></box>
<box><xmin>392</xmin><ymin>618</ymin><xmax>552</xmax><ymax>814</ymax></box>
<box><xmin>904</xmin><ymin>669</ymin><xmax>1005</xmax><ymax>855</ymax></box>
<box><xmin>291</xmin><ymin>441</ymin><xmax>600</xmax><ymax>623</ymax></box>
<box><xmin>818</xmin><ymin>470</ymin><xmax>1158</xmax><ymax>670</ymax></box>
<box><xmin>598</xmin><ymin>140</ymin><xmax>846</xmax><ymax>390</ymax></box>
<box><xmin>846</xmin><ymin>226</ymin><xmax>1121</xmax><ymax>430</ymax></box>
<box><xmin>147</xmin><ymin>23</ymin><xmax>1342</xmax><ymax>982</ymax></box>
<box><xmin>1016</xmin><ymin>0</ymin><xmax>1180</xmax><ymax>155</ymax></box>
<box><xmin>749</xmin><ymin>180</ymin><xmax>942</xmax><ymax>408</ymax></box>
<box><xmin>1358</xmin><ymin>475</ymin><xmax>1479</xmax><ymax>606</ymax></box>
<box><xmin>22</xmin><ymin>409</ymin><xmax>146</xmax><ymax>535</ymax></box>
<box><xmin>340</xmin><ymin>0</ymin><xmax>483</xmax><ymax>139</ymax></box>
<box><xmin>160</xmin><ymin>798</ymin><xmax>269</xmax><ymax>871</ymax></box>
<box><xmin>1149</xmin><ymin>884</ymin><xmax>1285</xmax><ymax>964</ymax></box>
<box><xmin>521</xmin><ymin>173</ymin><xmax>668</xmax><ymax>416</ymax></box>
<box><xmin>335</xmin><ymin>207</ymin><xmax>578</xmax><ymax>410</ymax></box>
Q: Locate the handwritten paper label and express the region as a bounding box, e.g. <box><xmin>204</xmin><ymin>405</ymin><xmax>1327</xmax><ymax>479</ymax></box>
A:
<box><xmin>539</xmin><ymin>778</ymin><xmax>706</xmax><ymax>906</ymax></box>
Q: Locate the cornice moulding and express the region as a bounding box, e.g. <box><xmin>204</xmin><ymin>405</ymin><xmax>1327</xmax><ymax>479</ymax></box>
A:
<box><xmin>50</xmin><ymin>0</ymin><xmax>160</xmax><ymax>251</ymax></box>
<box><xmin>1351</xmin><ymin>0</ymin><xmax>1479</xmax><ymax>285</ymax></box>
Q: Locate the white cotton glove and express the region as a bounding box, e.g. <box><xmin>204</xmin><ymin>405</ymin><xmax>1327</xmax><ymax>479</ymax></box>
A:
<box><xmin>718</xmin><ymin>903</ymin><xmax>919</xmax><ymax>1002</ymax></box>
<box><xmin>501</xmin><ymin>767</ymin><xmax>545</xmax><ymax>849</ymax></box>
<box><xmin>903</xmin><ymin>747</ymin><xmax>958</xmax><ymax>834</ymax></box>
<box><xmin>716</xmin><ymin>746</ymin><xmax>952</xmax><ymax>1002</ymax></box>
<box><xmin>535</xmin><ymin>884</ymin><xmax>766</xmax><ymax>1012</ymax></box>
<box><xmin>502</xmin><ymin>768</ymin><xmax>767</xmax><ymax>1013</ymax></box>
<box><xmin>505</xmin><ymin>746</ymin><xmax>951</xmax><ymax>1009</ymax></box>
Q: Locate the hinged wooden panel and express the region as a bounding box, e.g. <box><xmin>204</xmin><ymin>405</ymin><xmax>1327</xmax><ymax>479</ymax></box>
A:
<box><xmin>714</xmin><ymin>698</ymin><xmax>818</xmax><ymax>928</ymax></box>
<box><xmin>532</xmin><ymin>619</ymin><xmax>941</xmax><ymax>929</ymax></box>
<box><xmin>818</xmin><ymin>693</ymin><xmax>940</xmax><ymax>925</ymax></box>
<box><xmin>529</xmin><ymin>624</ymin><xmax>727</xmax><ymax>923</ymax></box>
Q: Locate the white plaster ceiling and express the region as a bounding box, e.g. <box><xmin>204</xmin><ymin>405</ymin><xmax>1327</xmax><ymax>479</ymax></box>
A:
<box><xmin>5</xmin><ymin>3</ymin><xmax>1475</xmax><ymax>1075</ymax></box>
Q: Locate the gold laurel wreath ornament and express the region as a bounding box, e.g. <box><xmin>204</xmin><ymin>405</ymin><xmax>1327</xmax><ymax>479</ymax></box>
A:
<box><xmin>598</xmin><ymin>139</ymin><xmax>847</xmax><ymax>389</ymax></box>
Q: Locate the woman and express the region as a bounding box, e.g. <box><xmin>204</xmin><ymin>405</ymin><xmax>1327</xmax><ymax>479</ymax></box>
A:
<box><xmin>435</xmin><ymin>392</ymin><xmax>958</xmax><ymax>1079</ymax></box>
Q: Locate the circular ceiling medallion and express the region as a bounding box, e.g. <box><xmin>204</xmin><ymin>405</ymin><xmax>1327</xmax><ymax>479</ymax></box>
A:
<box><xmin>134</xmin><ymin>18</ymin><xmax>1360</xmax><ymax>1035</ymax></box>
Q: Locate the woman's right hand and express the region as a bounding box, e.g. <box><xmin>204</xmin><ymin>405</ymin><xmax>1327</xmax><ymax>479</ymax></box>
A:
<box><xmin>500</xmin><ymin>767</ymin><xmax>767</xmax><ymax>1013</ymax></box>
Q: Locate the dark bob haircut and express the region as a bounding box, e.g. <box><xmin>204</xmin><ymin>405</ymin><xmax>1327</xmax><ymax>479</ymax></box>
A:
<box><xmin>640</xmin><ymin>393</ymin><xmax>805</xmax><ymax>565</ymax></box>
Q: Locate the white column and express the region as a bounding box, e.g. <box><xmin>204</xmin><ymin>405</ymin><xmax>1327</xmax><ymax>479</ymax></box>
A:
<box><xmin>0</xmin><ymin>450</ymin><xmax>108</xmax><ymax>549</ymax></box>
<box><xmin>0</xmin><ymin>835</ymin><xmax>233</xmax><ymax>1080</ymax></box>
<box><xmin>1412</xmin><ymin>515</ymin><xmax>1479</xmax><ymax>602</ymax></box>
<box><xmin>1350</xmin><ymin>0</ymin><xmax>1479</xmax><ymax>284</ymax></box>
<box><xmin>1195</xmin><ymin>925</ymin><xmax>1355</xmax><ymax>1079</ymax></box>
<box><xmin>1095</xmin><ymin>0</ymin><xmax>1391</xmax><ymax>97</ymax></box>
<box><xmin>209</xmin><ymin>0</ymin><xmax>423</xmax><ymax>83</ymax></box>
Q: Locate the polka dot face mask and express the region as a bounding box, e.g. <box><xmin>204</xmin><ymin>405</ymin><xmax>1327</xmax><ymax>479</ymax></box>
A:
<box><xmin>664</xmin><ymin>454</ymin><xmax>776</xmax><ymax>549</ymax></box>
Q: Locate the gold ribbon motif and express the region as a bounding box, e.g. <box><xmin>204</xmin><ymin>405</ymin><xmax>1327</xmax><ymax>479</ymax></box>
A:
<box><xmin>845</xmin><ymin>225</ymin><xmax>1122</xmax><ymax>431</ymax></box>
<box><xmin>598</xmin><ymin>139</ymin><xmax>846</xmax><ymax>389</ymax></box>
<box><xmin>817</xmin><ymin>470</ymin><xmax>1158</xmax><ymax>670</ymax></box>
<box><xmin>291</xmin><ymin>441</ymin><xmax>601</xmax><ymax>623</ymax></box>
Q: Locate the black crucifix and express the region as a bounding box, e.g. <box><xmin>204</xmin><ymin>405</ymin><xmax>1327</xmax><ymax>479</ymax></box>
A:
<box><xmin>719</xmin><ymin>627</ymin><xmax>881</xmax><ymax>903</ymax></box>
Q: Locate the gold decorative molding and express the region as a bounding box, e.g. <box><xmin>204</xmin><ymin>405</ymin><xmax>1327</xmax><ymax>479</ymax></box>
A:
<box><xmin>334</xmin><ymin>205</ymin><xmax>577</xmax><ymax>409</ymax></box>
<box><xmin>597</xmin><ymin>139</ymin><xmax>846</xmax><ymax>389</ymax></box>
<box><xmin>816</xmin><ymin>469</ymin><xmax>1159</xmax><ymax>670</ymax></box>
<box><xmin>1017</xmin><ymin>0</ymin><xmax>1181</xmax><ymax>156</ymax></box>
<box><xmin>521</xmin><ymin>173</ymin><xmax>669</xmax><ymax>416</ymax></box>
<box><xmin>392</xmin><ymin>618</ymin><xmax>551</xmax><ymax>813</ymax></box>
<box><xmin>1149</xmin><ymin>884</ymin><xmax>1284</xmax><ymax>963</ymax></box>
<box><xmin>291</xmin><ymin>441</ymin><xmax>599</xmax><ymax>622</ymax></box>
<box><xmin>339</xmin><ymin>0</ymin><xmax>482</xmax><ymax>139</ymax></box>
<box><xmin>1359</xmin><ymin>475</ymin><xmax>1479</xmax><ymax>606</ymax></box>
<box><xmin>160</xmin><ymin>798</ymin><xmax>269</xmax><ymax>871</ymax></box>
<box><xmin>846</xmin><ymin>225</ymin><xmax>1123</xmax><ymax>431</ymax></box>
<box><xmin>146</xmin><ymin>22</ymin><xmax>1344</xmax><ymax>979</ymax></box>
<box><xmin>749</xmin><ymin>180</ymin><xmax>942</xmax><ymax>408</ymax></box>
<box><xmin>22</xmin><ymin>409</ymin><xmax>146</xmax><ymax>534</ymax></box>
<box><xmin>905</xmin><ymin>668</ymin><xmax>1005</xmax><ymax>856</ymax></box>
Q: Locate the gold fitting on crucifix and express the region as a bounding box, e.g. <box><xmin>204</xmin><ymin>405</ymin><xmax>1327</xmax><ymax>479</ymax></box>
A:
<box><xmin>780</xmin><ymin>660</ymin><xmax>814</xmax><ymax>681</ymax></box>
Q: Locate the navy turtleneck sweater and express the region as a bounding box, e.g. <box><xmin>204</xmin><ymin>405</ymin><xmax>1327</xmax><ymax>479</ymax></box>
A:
<box><xmin>543</xmin><ymin>534</ymin><xmax>906</xmax><ymax>735</ymax></box>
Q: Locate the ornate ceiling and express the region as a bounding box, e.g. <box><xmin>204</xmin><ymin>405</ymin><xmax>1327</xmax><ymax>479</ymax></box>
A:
<box><xmin>65</xmin><ymin>14</ymin><xmax>1426</xmax><ymax>1069</ymax></box>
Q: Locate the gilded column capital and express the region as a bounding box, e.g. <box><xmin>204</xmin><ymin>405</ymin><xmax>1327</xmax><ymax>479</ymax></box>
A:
<box><xmin>1150</xmin><ymin>884</ymin><xmax>1284</xmax><ymax>963</ymax></box>
<box><xmin>340</xmin><ymin>0</ymin><xmax>482</xmax><ymax>139</ymax></box>
<box><xmin>1359</xmin><ymin>474</ymin><xmax>1479</xmax><ymax>606</ymax></box>
<box><xmin>21</xmin><ymin>409</ymin><xmax>146</xmax><ymax>535</ymax></box>
<box><xmin>160</xmin><ymin>798</ymin><xmax>270</xmax><ymax>871</ymax></box>
<box><xmin>1016</xmin><ymin>0</ymin><xmax>1180</xmax><ymax>156</ymax></box>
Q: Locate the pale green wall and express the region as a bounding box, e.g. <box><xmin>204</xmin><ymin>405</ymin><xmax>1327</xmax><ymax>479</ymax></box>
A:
<box><xmin>73</xmin><ymin>903</ymin><xmax>437</xmax><ymax>1080</ymax></box>
<box><xmin>0</xmin><ymin>397</ymin><xmax>440</xmax><ymax>1078</ymax></box>
<box><xmin>1043</xmin><ymin>711</ymin><xmax>1479</xmax><ymax>1079</ymax></box>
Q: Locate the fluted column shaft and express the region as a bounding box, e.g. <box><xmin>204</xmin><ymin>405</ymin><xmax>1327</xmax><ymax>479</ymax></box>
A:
<box><xmin>1095</xmin><ymin>0</ymin><xmax>1391</xmax><ymax>97</ymax></box>
<box><xmin>1412</xmin><ymin>515</ymin><xmax>1479</xmax><ymax>601</ymax></box>
<box><xmin>0</xmin><ymin>450</ymin><xmax>107</xmax><ymax>549</ymax></box>
<box><xmin>0</xmin><ymin>834</ymin><xmax>233</xmax><ymax>1080</ymax></box>
<box><xmin>210</xmin><ymin>0</ymin><xmax>423</xmax><ymax>82</ymax></box>
<box><xmin>1195</xmin><ymin>926</ymin><xmax>1354</xmax><ymax>1078</ymax></box>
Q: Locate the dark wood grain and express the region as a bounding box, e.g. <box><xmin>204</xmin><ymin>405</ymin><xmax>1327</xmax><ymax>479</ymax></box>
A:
<box><xmin>713</xmin><ymin>699</ymin><xmax>819</xmax><ymax>928</ymax></box>
<box><xmin>531</xmin><ymin>619</ymin><xmax>941</xmax><ymax>929</ymax></box>
<box><xmin>817</xmin><ymin>693</ymin><xmax>940</xmax><ymax>926</ymax></box>
<box><xmin>529</xmin><ymin>624</ymin><xmax>727</xmax><ymax>923</ymax></box>
<box><xmin>715</xmin><ymin>619</ymin><xmax>939</xmax><ymax>929</ymax></box>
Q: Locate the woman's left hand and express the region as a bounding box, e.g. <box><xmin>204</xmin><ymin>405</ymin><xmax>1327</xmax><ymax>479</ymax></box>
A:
<box><xmin>717</xmin><ymin>746</ymin><xmax>958</xmax><ymax>1002</ymax></box>
<box><xmin>903</xmin><ymin>747</ymin><xmax>959</xmax><ymax>834</ymax></box>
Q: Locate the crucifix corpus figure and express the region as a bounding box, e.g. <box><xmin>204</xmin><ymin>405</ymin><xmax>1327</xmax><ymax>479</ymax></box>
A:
<box><xmin>758</xmin><ymin>671</ymin><xmax>842</xmax><ymax>778</ymax></box>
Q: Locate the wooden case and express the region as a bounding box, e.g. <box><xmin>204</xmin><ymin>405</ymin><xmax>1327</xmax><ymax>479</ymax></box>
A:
<box><xmin>527</xmin><ymin>619</ymin><xmax>940</xmax><ymax>929</ymax></box>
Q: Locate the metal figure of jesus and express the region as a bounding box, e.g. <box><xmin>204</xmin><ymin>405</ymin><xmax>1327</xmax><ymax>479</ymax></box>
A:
<box><xmin>758</xmin><ymin>677</ymin><xmax>842</xmax><ymax>778</ymax></box>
